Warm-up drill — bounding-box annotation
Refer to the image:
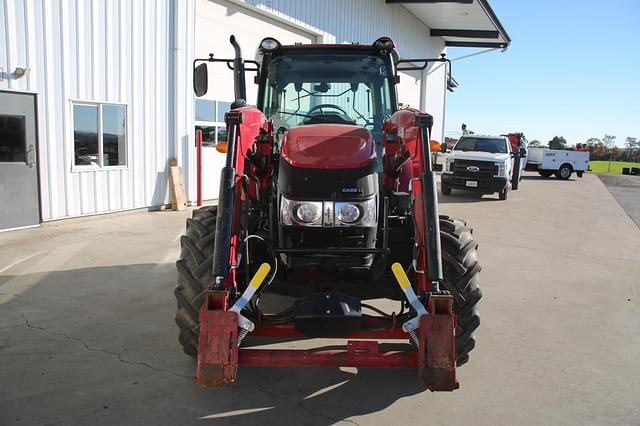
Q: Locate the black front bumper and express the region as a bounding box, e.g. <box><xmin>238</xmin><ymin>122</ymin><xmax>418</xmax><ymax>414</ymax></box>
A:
<box><xmin>442</xmin><ymin>173</ymin><xmax>508</xmax><ymax>193</ymax></box>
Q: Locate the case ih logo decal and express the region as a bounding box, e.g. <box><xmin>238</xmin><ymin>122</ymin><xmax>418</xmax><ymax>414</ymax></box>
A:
<box><xmin>341</xmin><ymin>188</ymin><xmax>362</xmax><ymax>193</ymax></box>
<box><xmin>466</xmin><ymin>166</ymin><xmax>480</xmax><ymax>172</ymax></box>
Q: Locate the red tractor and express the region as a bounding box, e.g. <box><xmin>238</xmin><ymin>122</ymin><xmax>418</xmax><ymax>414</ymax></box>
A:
<box><xmin>175</xmin><ymin>36</ymin><xmax>481</xmax><ymax>391</ymax></box>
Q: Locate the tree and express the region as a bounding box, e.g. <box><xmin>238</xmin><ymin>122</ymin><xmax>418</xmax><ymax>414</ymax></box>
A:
<box><xmin>611</xmin><ymin>146</ymin><xmax>621</xmax><ymax>161</ymax></box>
<box><xmin>626</xmin><ymin>137</ymin><xmax>639</xmax><ymax>162</ymax></box>
<box><xmin>592</xmin><ymin>143</ymin><xmax>607</xmax><ymax>160</ymax></box>
<box><xmin>603</xmin><ymin>134</ymin><xmax>616</xmax><ymax>148</ymax></box>
<box><xmin>529</xmin><ymin>139</ymin><xmax>542</xmax><ymax>147</ymax></box>
<box><xmin>548</xmin><ymin>136</ymin><xmax>567</xmax><ymax>150</ymax></box>
<box><xmin>585</xmin><ymin>137</ymin><xmax>602</xmax><ymax>147</ymax></box>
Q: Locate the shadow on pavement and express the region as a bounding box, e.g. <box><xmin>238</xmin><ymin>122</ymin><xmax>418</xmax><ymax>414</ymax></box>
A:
<box><xmin>0</xmin><ymin>264</ymin><xmax>428</xmax><ymax>425</ymax></box>
<box><xmin>521</xmin><ymin>175</ymin><xmax>576</xmax><ymax>181</ymax></box>
<box><xmin>438</xmin><ymin>192</ymin><xmax>501</xmax><ymax>203</ymax></box>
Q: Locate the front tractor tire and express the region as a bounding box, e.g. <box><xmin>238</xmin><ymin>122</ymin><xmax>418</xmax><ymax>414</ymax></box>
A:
<box><xmin>174</xmin><ymin>206</ymin><xmax>217</xmax><ymax>356</ymax></box>
<box><xmin>439</xmin><ymin>216</ymin><xmax>482</xmax><ymax>366</ymax></box>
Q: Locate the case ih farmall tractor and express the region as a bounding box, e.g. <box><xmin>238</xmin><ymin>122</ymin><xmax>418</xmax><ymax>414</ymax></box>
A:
<box><xmin>175</xmin><ymin>36</ymin><xmax>481</xmax><ymax>391</ymax></box>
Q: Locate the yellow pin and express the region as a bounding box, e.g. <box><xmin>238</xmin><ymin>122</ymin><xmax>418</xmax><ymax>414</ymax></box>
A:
<box><xmin>249</xmin><ymin>263</ymin><xmax>272</xmax><ymax>289</ymax></box>
<box><xmin>391</xmin><ymin>262</ymin><xmax>411</xmax><ymax>290</ymax></box>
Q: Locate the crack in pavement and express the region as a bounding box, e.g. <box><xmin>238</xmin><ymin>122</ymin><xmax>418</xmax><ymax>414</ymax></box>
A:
<box><xmin>20</xmin><ymin>313</ymin><xmax>192</xmax><ymax>380</ymax></box>
<box><xmin>19</xmin><ymin>319</ymin><xmax>361</xmax><ymax>424</ymax></box>
<box><xmin>13</xmin><ymin>308</ymin><xmax>361</xmax><ymax>424</ymax></box>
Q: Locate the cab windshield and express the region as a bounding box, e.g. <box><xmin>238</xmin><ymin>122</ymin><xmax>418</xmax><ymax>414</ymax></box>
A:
<box><xmin>454</xmin><ymin>137</ymin><xmax>508</xmax><ymax>154</ymax></box>
<box><xmin>261</xmin><ymin>53</ymin><xmax>394</xmax><ymax>139</ymax></box>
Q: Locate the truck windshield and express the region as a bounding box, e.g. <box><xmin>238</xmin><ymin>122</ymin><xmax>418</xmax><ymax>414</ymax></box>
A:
<box><xmin>261</xmin><ymin>53</ymin><xmax>393</xmax><ymax>135</ymax></box>
<box><xmin>454</xmin><ymin>137</ymin><xmax>508</xmax><ymax>154</ymax></box>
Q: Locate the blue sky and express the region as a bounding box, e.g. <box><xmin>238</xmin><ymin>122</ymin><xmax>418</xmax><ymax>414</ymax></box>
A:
<box><xmin>445</xmin><ymin>0</ymin><xmax>640</xmax><ymax>146</ymax></box>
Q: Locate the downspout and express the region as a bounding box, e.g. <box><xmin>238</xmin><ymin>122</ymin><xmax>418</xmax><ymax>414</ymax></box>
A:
<box><xmin>171</xmin><ymin>0</ymin><xmax>196</xmax><ymax>201</ymax></box>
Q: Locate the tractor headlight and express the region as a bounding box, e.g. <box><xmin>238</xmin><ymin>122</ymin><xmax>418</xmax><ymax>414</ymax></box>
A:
<box><xmin>334</xmin><ymin>198</ymin><xmax>377</xmax><ymax>227</ymax></box>
<box><xmin>335</xmin><ymin>203</ymin><xmax>360</xmax><ymax>224</ymax></box>
<box><xmin>295</xmin><ymin>202</ymin><xmax>322</xmax><ymax>224</ymax></box>
<box><xmin>373</xmin><ymin>37</ymin><xmax>395</xmax><ymax>53</ymax></box>
<box><xmin>281</xmin><ymin>198</ymin><xmax>323</xmax><ymax>227</ymax></box>
<box><xmin>280</xmin><ymin>196</ymin><xmax>377</xmax><ymax>227</ymax></box>
<box><xmin>259</xmin><ymin>37</ymin><xmax>281</xmax><ymax>52</ymax></box>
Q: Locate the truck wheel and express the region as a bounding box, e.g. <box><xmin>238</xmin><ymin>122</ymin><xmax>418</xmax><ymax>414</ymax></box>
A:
<box><xmin>556</xmin><ymin>164</ymin><xmax>573</xmax><ymax>180</ymax></box>
<box><xmin>538</xmin><ymin>170</ymin><xmax>554</xmax><ymax>178</ymax></box>
<box><xmin>498</xmin><ymin>185</ymin><xmax>509</xmax><ymax>200</ymax></box>
<box><xmin>441</xmin><ymin>183</ymin><xmax>452</xmax><ymax>195</ymax></box>
<box><xmin>174</xmin><ymin>206</ymin><xmax>217</xmax><ymax>356</ymax></box>
<box><xmin>440</xmin><ymin>216</ymin><xmax>482</xmax><ymax>366</ymax></box>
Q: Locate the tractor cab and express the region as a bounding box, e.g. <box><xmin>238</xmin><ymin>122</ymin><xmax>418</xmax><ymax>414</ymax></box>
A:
<box><xmin>256</xmin><ymin>38</ymin><xmax>398</xmax><ymax>155</ymax></box>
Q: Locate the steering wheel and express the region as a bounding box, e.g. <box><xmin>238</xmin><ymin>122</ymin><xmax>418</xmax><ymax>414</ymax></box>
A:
<box><xmin>307</xmin><ymin>104</ymin><xmax>350</xmax><ymax>116</ymax></box>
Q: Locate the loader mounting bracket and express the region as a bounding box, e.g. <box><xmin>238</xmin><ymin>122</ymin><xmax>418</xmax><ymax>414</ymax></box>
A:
<box><xmin>195</xmin><ymin>291</ymin><xmax>239</xmax><ymax>387</ymax></box>
<box><xmin>418</xmin><ymin>293</ymin><xmax>459</xmax><ymax>391</ymax></box>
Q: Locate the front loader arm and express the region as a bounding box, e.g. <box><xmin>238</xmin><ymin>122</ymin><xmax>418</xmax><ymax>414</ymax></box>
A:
<box><xmin>211</xmin><ymin>106</ymin><xmax>270</xmax><ymax>291</ymax></box>
<box><xmin>382</xmin><ymin>109</ymin><xmax>443</xmax><ymax>293</ymax></box>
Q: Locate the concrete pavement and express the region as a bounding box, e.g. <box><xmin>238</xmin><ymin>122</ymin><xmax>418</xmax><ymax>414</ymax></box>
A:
<box><xmin>1</xmin><ymin>172</ymin><xmax>639</xmax><ymax>425</ymax></box>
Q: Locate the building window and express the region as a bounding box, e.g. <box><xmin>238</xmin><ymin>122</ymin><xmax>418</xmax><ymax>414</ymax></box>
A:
<box><xmin>195</xmin><ymin>99</ymin><xmax>215</xmax><ymax>122</ymax></box>
<box><xmin>0</xmin><ymin>115</ymin><xmax>26</xmax><ymax>162</ymax></box>
<box><xmin>195</xmin><ymin>99</ymin><xmax>231</xmax><ymax>148</ymax></box>
<box><xmin>72</xmin><ymin>102</ymin><xmax>127</xmax><ymax>168</ymax></box>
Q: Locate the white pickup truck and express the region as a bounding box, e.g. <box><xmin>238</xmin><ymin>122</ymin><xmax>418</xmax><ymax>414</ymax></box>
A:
<box><xmin>524</xmin><ymin>147</ymin><xmax>590</xmax><ymax>180</ymax></box>
<box><xmin>441</xmin><ymin>135</ymin><xmax>516</xmax><ymax>200</ymax></box>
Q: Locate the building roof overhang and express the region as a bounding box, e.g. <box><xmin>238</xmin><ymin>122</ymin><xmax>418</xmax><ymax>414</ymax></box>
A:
<box><xmin>386</xmin><ymin>0</ymin><xmax>511</xmax><ymax>49</ymax></box>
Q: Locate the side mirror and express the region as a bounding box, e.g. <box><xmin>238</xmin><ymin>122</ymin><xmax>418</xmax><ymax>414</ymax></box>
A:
<box><xmin>440</xmin><ymin>143</ymin><xmax>448</xmax><ymax>153</ymax></box>
<box><xmin>194</xmin><ymin>63</ymin><xmax>208</xmax><ymax>97</ymax></box>
<box><xmin>519</xmin><ymin>148</ymin><xmax>527</xmax><ymax>156</ymax></box>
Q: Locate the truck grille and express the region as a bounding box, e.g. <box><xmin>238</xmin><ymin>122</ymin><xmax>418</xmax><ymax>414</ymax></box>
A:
<box><xmin>453</xmin><ymin>159</ymin><xmax>496</xmax><ymax>179</ymax></box>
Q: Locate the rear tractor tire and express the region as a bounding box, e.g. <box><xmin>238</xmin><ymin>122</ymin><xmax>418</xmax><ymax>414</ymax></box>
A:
<box><xmin>439</xmin><ymin>216</ymin><xmax>482</xmax><ymax>366</ymax></box>
<box><xmin>174</xmin><ymin>206</ymin><xmax>218</xmax><ymax>356</ymax></box>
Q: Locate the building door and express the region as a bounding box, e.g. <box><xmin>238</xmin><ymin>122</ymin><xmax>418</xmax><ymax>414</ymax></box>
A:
<box><xmin>0</xmin><ymin>92</ymin><xmax>40</xmax><ymax>231</ymax></box>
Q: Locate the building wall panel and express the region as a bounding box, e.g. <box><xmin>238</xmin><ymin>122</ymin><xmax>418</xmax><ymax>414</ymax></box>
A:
<box><xmin>0</xmin><ymin>0</ymin><xmax>194</xmax><ymax>221</ymax></box>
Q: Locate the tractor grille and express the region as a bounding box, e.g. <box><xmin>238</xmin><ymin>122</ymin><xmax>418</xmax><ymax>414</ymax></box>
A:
<box><xmin>453</xmin><ymin>159</ymin><xmax>496</xmax><ymax>179</ymax></box>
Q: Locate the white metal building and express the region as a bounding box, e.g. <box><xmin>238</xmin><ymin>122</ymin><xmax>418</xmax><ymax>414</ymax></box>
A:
<box><xmin>0</xmin><ymin>0</ymin><xmax>509</xmax><ymax>231</ymax></box>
